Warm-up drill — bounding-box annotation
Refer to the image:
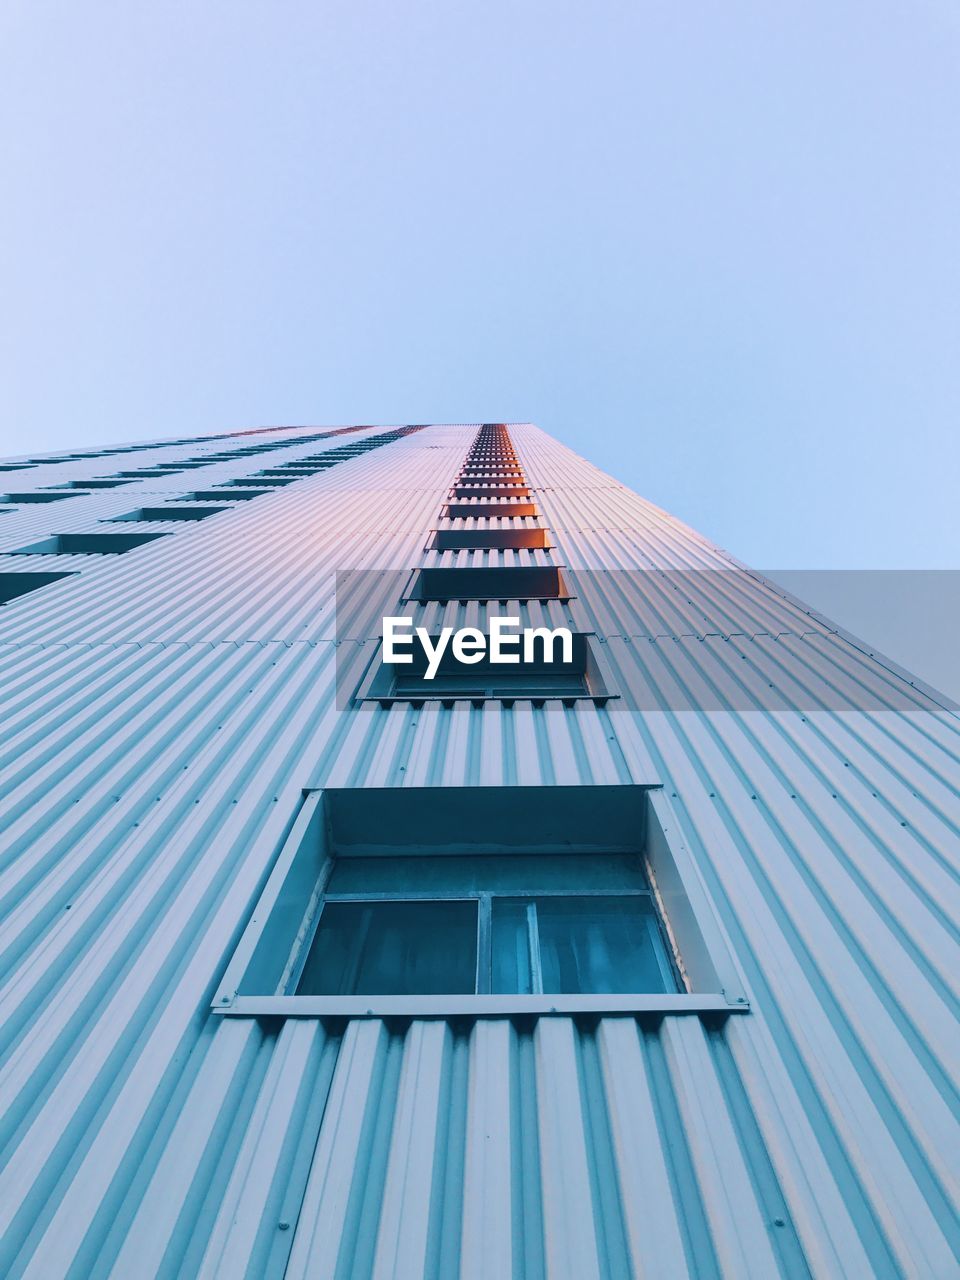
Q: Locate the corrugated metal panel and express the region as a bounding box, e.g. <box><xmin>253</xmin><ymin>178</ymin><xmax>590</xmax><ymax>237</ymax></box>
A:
<box><xmin>0</xmin><ymin>424</ymin><xmax>957</xmax><ymax>1278</ymax></box>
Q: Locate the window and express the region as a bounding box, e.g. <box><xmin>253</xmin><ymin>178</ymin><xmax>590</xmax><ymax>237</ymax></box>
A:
<box><xmin>293</xmin><ymin>855</ymin><xmax>677</xmax><ymax>997</ymax></box>
<box><xmin>188</xmin><ymin>488</ymin><xmax>271</xmax><ymax>501</ymax></box>
<box><xmin>1</xmin><ymin>492</ymin><xmax>80</xmax><ymax>503</ymax></box>
<box><xmin>460</xmin><ymin>467</ymin><xmax>523</xmax><ymax>475</ymax></box>
<box><xmin>387</xmin><ymin>668</ymin><xmax>589</xmax><ymax>700</ymax></box>
<box><xmin>12</xmin><ymin>532</ymin><xmax>170</xmax><ymax>555</ymax></box>
<box><xmin>431</xmin><ymin>527</ymin><xmax>549</xmax><ymax>551</ymax></box>
<box><xmin>452</xmin><ymin>484</ymin><xmax>531</xmax><ymax>499</ymax></box>
<box><xmin>354</xmin><ymin>624</ymin><xmax>613</xmax><ymax>703</ymax></box>
<box><xmin>214</xmin><ymin>785</ymin><xmax>748</xmax><ymax>1017</ymax></box>
<box><xmin>0</xmin><ymin>572</ymin><xmax>76</xmax><ymax>605</ymax></box>
<box><xmin>492</xmin><ymin>895</ymin><xmax>671</xmax><ymax>994</ymax></box>
<box><xmin>113</xmin><ymin>468</ymin><xmax>185</xmax><ymax>477</ymax></box>
<box><xmin>408</xmin><ymin>565</ymin><xmax>568</xmax><ymax>600</ymax></box>
<box><xmin>446</xmin><ymin>501</ymin><xmax>538</xmax><ymax>519</ymax></box>
<box><xmin>257</xmin><ymin>467</ymin><xmax>322</xmax><ymax>476</ymax></box>
<box><xmin>109</xmin><ymin>505</ymin><xmax>230</xmax><ymax>523</ymax></box>
<box><xmin>299</xmin><ymin>899</ymin><xmax>478</xmax><ymax>996</ymax></box>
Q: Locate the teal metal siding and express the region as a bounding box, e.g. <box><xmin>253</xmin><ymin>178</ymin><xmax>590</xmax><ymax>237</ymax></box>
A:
<box><xmin>0</xmin><ymin>424</ymin><xmax>957</xmax><ymax>1277</ymax></box>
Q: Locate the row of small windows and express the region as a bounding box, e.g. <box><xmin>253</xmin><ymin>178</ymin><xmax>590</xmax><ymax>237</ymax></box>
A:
<box><xmin>358</xmin><ymin>424</ymin><xmax>612</xmax><ymax>704</ymax></box>
<box><xmin>0</xmin><ymin>423</ymin><xmax>384</xmax><ymax>471</ymax></box>
<box><xmin>0</xmin><ymin>424</ymin><xmax>412</xmax><ymax>506</ymax></box>
<box><xmin>0</xmin><ymin>428</ymin><xmax>427</xmax><ymax>600</ymax></box>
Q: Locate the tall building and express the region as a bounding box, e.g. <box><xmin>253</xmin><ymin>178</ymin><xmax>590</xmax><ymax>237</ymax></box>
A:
<box><xmin>0</xmin><ymin>423</ymin><xmax>956</xmax><ymax>1279</ymax></box>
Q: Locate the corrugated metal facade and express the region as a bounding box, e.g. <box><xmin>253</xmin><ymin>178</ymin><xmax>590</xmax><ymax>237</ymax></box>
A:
<box><xmin>0</xmin><ymin>424</ymin><xmax>957</xmax><ymax>1278</ymax></box>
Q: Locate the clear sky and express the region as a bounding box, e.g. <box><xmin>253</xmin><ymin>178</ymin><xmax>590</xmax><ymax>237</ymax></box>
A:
<box><xmin>0</xmin><ymin>3</ymin><xmax>957</xmax><ymax>583</ymax></box>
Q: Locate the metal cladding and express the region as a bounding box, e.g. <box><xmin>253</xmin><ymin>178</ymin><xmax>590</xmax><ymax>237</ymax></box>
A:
<box><xmin>0</xmin><ymin>423</ymin><xmax>957</xmax><ymax>1279</ymax></box>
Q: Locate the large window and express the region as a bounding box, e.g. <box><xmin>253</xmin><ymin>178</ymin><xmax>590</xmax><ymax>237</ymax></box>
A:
<box><xmin>214</xmin><ymin>786</ymin><xmax>749</xmax><ymax>1017</ymax></box>
<box><xmin>293</xmin><ymin>855</ymin><xmax>677</xmax><ymax>997</ymax></box>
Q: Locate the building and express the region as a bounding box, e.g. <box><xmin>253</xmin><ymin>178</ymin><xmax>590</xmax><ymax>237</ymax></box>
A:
<box><xmin>0</xmin><ymin>422</ymin><xmax>957</xmax><ymax>1278</ymax></box>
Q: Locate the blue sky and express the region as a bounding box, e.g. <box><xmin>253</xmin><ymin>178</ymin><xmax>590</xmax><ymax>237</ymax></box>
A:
<box><xmin>0</xmin><ymin>2</ymin><xmax>957</xmax><ymax>583</ymax></box>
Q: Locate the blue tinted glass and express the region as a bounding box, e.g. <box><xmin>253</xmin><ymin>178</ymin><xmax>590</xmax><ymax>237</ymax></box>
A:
<box><xmin>491</xmin><ymin>899</ymin><xmax>533</xmax><ymax>994</ymax></box>
<box><xmin>297</xmin><ymin>899</ymin><xmax>478</xmax><ymax>995</ymax></box>
<box><xmin>533</xmin><ymin>896</ymin><xmax>673</xmax><ymax>994</ymax></box>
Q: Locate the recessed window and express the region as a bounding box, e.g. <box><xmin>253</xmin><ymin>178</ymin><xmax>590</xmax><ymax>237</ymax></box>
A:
<box><xmin>446</xmin><ymin>501</ymin><xmax>538</xmax><ymax>519</ymax></box>
<box><xmin>109</xmin><ymin>505</ymin><xmax>230</xmax><ymax>523</ymax></box>
<box><xmin>214</xmin><ymin>786</ymin><xmax>748</xmax><ymax>1017</ymax></box>
<box><xmin>1</xmin><ymin>492</ymin><xmax>80</xmax><ymax>503</ymax></box>
<box><xmin>408</xmin><ymin>565</ymin><xmax>568</xmax><ymax>600</ymax></box>
<box><xmin>0</xmin><ymin>572</ymin><xmax>75</xmax><ymax>605</ymax></box>
<box><xmin>356</xmin><ymin>629</ymin><xmax>612</xmax><ymax>703</ymax></box>
<box><xmin>431</xmin><ymin>527</ymin><xmax>549</xmax><ymax>550</ymax></box>
<box><xmin>188</xmin><ymin>488</ymin><xmax>271</xmax><ymax>501</ymax></box>
<box><xmin>388</xmin><ymin>671</ymin><xmax>589</xmax><ymax>701</ymax></box>
<box><xmin>261</xmin><ymin>466</ymin><xmax>330</xmax><ymax>475</ymax></box>
<box><xmin>12</xmin><ymin>532</ymin><xmax>169</xmax><ymax>555</ymax></box>
<box><xmin>113</xmin><ymin>468</ymin><xmax>184</xmax><ymax>477</ymax></box>
<box><xmin>452</xmin><ymin>486</ymin><xmax>531</xmax><ymax>500</ymax></box>
<box><xmin>460</xmin><ymin>467</ymin><xmax>523</xmax><ymax>475</ymax></box>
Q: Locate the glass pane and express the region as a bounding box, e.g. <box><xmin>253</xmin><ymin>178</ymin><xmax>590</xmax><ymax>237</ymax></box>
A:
<box><xmin>490</xmin><ymin>899</ymin><xmax>533</xmax><ymax>994</ymax></box>
<box><xmin>534</xmin><ymin>895</ymin><xmax>674</xmax><ymax>994</ymax></box>
<box><xmin>296</xmin><ymin>899</ymin><xmax>478</xmax><ymax>996</ymax></box>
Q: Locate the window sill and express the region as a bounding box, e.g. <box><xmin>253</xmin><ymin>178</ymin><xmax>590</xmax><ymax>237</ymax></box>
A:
<box><xmin>213</xmin><ymin>993</ymin><xmax>749</xmax><ymax>1019</ymax></box>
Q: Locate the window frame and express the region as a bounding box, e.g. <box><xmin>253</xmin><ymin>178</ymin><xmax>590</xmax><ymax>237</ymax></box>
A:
<box><xmin>293</xmin><ymin>878</ymin><xmax>680</xmax><ymax>998</ymax></box>
<box><xmin>353</xmin><ymin>626</ymin><xmax>617</xmax><ymax>704</ymax></box>
<box><xmin>213</xmin><ymin>785</ymin><xmax>750</xmax><ymax>1019</ymax></box>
